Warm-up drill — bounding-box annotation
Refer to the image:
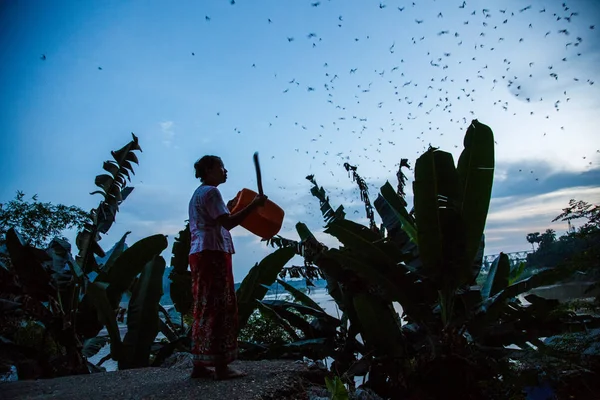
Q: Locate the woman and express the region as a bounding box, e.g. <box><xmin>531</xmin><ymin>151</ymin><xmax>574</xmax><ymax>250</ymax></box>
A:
<box><xmin>189</xmin><ymin>155</ymin><xmax>267</xmax><ymax>380</ymax></box>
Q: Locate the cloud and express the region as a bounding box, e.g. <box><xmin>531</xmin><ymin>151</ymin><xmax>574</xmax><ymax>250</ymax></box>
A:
<box><xmin>492</xmin><ymin>161</ymin><xmax>600</xmax><ymax>198</ymax></box>
<box><xmin>485</xmin><ymin>160</ymin><xmax>600</xmax><ymax>254</ymax></box>
<box><xmin>484</xmin><ymin>185</ymin><xmax>600</xmax><ymax>254</ymax></box>
<box><xmin>488</xmin><ymin>186</ymin><xmax>600</xmax><ymax>224</ymax></box>
<box><xmin>160</xmin><ymin>121</ymin><xmax>175</xmax><ymax>147</ymax></box>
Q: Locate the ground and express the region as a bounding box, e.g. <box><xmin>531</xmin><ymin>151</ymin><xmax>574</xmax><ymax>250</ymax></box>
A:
<box><xmin>1</xmin><ymin>360</ymin><xmax>328</xmax><ymax>400</ymax></box>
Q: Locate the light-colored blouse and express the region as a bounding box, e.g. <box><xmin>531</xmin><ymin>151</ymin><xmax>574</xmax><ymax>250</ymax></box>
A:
<box><xmin>189</xmin><ymin>185</ymin><xmax>235</xmax><ymax>254</ymax></box>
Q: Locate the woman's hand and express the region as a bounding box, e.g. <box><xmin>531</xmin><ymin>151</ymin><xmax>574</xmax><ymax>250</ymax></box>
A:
<box><xmin>219</xmin><ymin>194</ymin><xmax>268</xmax><ymax>231</ymax></box>
<box><xmin>227</xmin><ymin>198</ymin><xmax>237</xmax><ymax>211</ymax></box>
<box><xmin>250</xmin><ymin>194</ymin><xmax>268</xmax><ymax>208</ymax></box>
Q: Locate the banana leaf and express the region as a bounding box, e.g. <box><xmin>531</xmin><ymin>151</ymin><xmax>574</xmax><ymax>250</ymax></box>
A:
<box><xmin>170</xmin><ymin>223</ymin><xmax>191</xmax><ymax>274</ymax></box>
<box><xmin>295</xmin><ymin>222</ymin><xmax>314</xmax><ymax>241</ymax></box>
<box><xmin>102</xmin><ymin>234</ymin><xmax>168</xmax><ymax>309</ymax></box>
<box><xmin>456</xmin><ymin>120</ymin><xmax>495</xmax><ymax>269</ymax></box>
<box><xmin>75</xmin><ymin>224</ymin><xmax>102</xmax><ymax>274</ymax></box>
<box><xmin>472</xmin><ymin>266</ymin><xmax>574</xmax><ymax>329</ymax></box>
<box><xmin>169</xmin><ymin>271</ymin><xmax>192</xmax><ymax>315</ymax></box>
<box><xmin>325</xmin><ymin>249</ymin><xmax>401</xmax><ymax>302</ymax></box>
<box><xmin>324</xmin><ymin>219</ymin><xmax>395</xmax><ymax>267</ymax></box>
<box><xmin>295</xmin><ymin>222</ymin><xmax>345</xmax><ymax>309</ymax></box>
<box><xmin>326</xmin><ymin>376</ymin><xmax>350</xmax><ymax>400</ymax></box>
<box><xmin>261</xmin><ymin>299</ymin><xmax>338</xmax><ymax>323</ymax></box>
<box><xmin>5</xmin><ymin>228</ymin><xmax>55</xmax><ymax>301</ymax></box>
<box><xmin>259</xmin><ymin>299</ymin><xmax>340</xmax><ymax>338</ymax></box>
<box><xmin>276</xmin><ymin>278</ymin><xmax>324</xmax><ymax>312</ymax></box>
<box><xmin>481</xmin><ymin>252</ymin><xmax>510</xmax><ymax>299</ymax></box>
<box><xmin>82</xmin><ymin>336</ymin><xmax>110</xmax><ymax>358</ymax></box>
<box><xmin>470</xmin><ymin>234</ymin><xmax>486</xmax><ymax>284</ymax></box>
<box><xmin>256</xmin><ymin>300</ymin><xmax>301</xmax><ymax>342</ymax></box>
<box><xmin>102</xmin><ymin>160</ymin><xmax>120</xmax><ymax>178</ymax></box>
<box><xmin>453</xmin><ymin>287</ymin><xmax>483</xmax><ymax>323</ymax></box>
<box><xmin>94</xmin><ymin>174</ymin><xmax>114</xmax><ymax>196</ymax></box>
<box><xmin>353</xmin><ymin>293</ymin><xmax>404</xmax><ymax>358</ymax></box>
<box><xmin>522</xmin><ymin>294</ymin><xmax>561</xmax><ymax>320</ymax></box>
<box><xmin>168</xmin><ymin>224</ymin><xmax>192</xmax><ymax>314</ymax></box>
<box><xmin>374</xmin><ymin>195</ymin><xmax>416</xmax><ymax>260</ymax></box>
<box><xmin>100</xmin><ymin>231</ymin><xmax>131</xmax><ymax>274</ymax></box>
<box><xmin>257</xmin><ymin>300</ymin><xmax>320</xmax><ymax>338</ymax></box>
<box><xmin>158</xmin><ymin>318</ymin><xmax>179</xmax><ymax>343</ymax></box>
<box><xmin>413</xmin><ymin>149</ymin><xmax>466</xmax><ymax>288</ymax></box>
<box><xmin>111</xmin><ymin>132</ymin><xmax>142</xmax><ymax>165</ymax></box>
<box><xmin>509</xmin><ymin>262</ymin><xmax>526</xmax><ymax>285</ymax></box>
<box><xmin>87</xmin><ymin>281</ymin><xmax>122</xmax><ymax>360</ymax></box>
<box><xmin>260</xmin><ymin>299</ymin><xmax>339</xmax><ymax>338</ymax></box>
<box><xmin>119</xmin><ymin>255</ymin><xmax>165</xmax><ymax>369</ymax></box>
<box><xmin>237</xmin><ymin>247</ymin><xmax>296</xmax><ymax>330</ymax></box>
<box><xmin>307</xmin><ymin>175</ymin><xmax>346</xmax><ymax>224</ymax></box>
<box><xmin>96</xmin><ymin>187</ymin><xmax>135</xmax><ymax>235</ymax></box>
<box><xmin>471</xmin><ymin>301</ymin><xmax>600</xmax><ymax>348</ymax></box>
<box><xmin>280</xmin><ymin>337</ymin><xmax>328</xmax><ymax>348</ymax></box>
<box><xmin>379</xmin><ymin>181</ymin><xmax>418</xmax><ymax>245</ymax></box>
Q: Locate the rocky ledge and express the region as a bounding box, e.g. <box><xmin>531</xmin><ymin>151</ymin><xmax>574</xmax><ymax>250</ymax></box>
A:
<box><xmin>1</xmin><ymin>359</ymin><xmax>329</xmax><ymax>400</ymax></box>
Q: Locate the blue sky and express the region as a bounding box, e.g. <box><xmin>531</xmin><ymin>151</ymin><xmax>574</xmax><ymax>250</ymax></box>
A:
<box><xmin>1</xmin><ymin>0</ymin><xmax>599</xmax><ymax>281</ymax></box>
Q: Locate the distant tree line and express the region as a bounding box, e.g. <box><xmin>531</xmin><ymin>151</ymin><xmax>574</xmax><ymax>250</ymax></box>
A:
<box><xmin>525</xmin><ymin>199</ymin><xmax>600</xmax><ymax>282</ymax></box>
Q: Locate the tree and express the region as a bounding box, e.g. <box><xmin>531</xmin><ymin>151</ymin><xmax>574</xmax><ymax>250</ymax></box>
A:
<box><xmin>526</xmin><ymin>232</ymin><xmax>541</xmax><ymax>251</ymax></box>
<box><xmin>0</xmin><ymin>191</ymin><xmax>90</xmax><ymax>248</ymax></box>
<box><xmin>539</xmin><ymin>228</ymin><xmax>556</xmax><ymax>249</ymax></box>
<box><xmin>552</xmin><ymin>199</ymin><xmax>600</xmax><ymax>234</ymax></box>
<box><xmin>526</xmin><ymin>200</ymin><xmax>600</xmax><ymax>273</ymax></box>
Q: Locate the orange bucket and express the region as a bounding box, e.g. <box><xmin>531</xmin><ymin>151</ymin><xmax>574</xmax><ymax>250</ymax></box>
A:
<box><xmin>229</xmin><ymin>188</ymin><xmax>284</xmax><ymax>239</ymax></box>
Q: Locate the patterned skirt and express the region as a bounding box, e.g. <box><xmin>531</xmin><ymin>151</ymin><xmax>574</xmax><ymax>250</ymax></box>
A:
<box><xmin>189</xmin><ymin>250</ymin><xmax>238</xmax><ymax>367</ymax></box>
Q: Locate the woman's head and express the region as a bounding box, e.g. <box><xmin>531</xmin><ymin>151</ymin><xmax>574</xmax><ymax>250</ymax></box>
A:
<box><xmin>194</xmin><ymin>155</ymin><xmax>227</xmax><ymax>185</ymax></box>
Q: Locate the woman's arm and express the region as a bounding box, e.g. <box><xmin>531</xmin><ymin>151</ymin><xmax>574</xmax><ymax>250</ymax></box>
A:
<box><xmin>217</xmin><ymin>195</ymin><xmax>267</xmax><ymax>231</ymax></box>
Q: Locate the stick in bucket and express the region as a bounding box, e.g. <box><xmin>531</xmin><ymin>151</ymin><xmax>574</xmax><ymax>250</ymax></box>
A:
<box><xmin>253</xmin><ymin>151</ymin><xmax>264</xmax><ymax>196</ymax></box>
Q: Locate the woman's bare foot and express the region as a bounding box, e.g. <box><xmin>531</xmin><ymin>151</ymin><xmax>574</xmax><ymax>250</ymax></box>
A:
<box><xmin>214</xmin><ymin>366</ymin><xmax>247</xmax><ymax>380</ymax></box>
<box><xmin>190</xmin><ymin>365</ymin><xmax>213</xmax><ymax>379</ymax></box>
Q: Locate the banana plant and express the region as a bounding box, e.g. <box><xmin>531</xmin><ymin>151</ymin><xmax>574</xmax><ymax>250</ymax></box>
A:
<box><xmin>3</xmin><ymin>228</ymin><xmax>90</xmax><ymax>376</ymax></box>
<box><xmin>247</xmin><ymin>119</ymin><xmax>600</xmax><ymax>398</ymax></box>
<box><xmin>76</xmin><ymin>132</ymin><xmax>141</xmax><ymax>275</ymax></box>
<box><xmin>270</xmin><ymin>219</ymin><xmax>410</xmax><ymax>359</ymax></box>
<box><xmin>1</xmin><ymin>132</ymin><xmax>188</xmax><ymax>378</ymax></box>
<box><xmin>466</xmin><ymin>254</ymin><xmax>600</xmax><ymax>349</ymax></box>
<box><xmin>73</xmin><ymin>133</ymin><xmax>142</xmax><ymax>340</ymax></box>
<box><xmin>3</xmin><ymin>228</ymin><xmax>171</xmax><ymax>376</ymax></box>
<box><xmin>379</xmin><ymin>119</ymin><xmax>494</xmax><ymax>326</ymax></box>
